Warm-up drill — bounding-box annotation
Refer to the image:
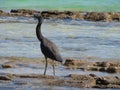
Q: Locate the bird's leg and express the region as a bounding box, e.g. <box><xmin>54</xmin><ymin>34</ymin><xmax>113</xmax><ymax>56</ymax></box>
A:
<box><xmin>44</xmin><ymin>57</ymin><xmax>48</xmax><ymax>75</ymax></box>
<box><xmin>52</xmin><ymin>60</ymin><xmax>55</xmax><ymax>76</ymax></box>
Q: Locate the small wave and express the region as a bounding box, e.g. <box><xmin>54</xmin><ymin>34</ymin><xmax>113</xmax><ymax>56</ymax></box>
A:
<box><xmin>1</xmin><ymin>16</ymin><xmax>120</xmax><ymax>28</ymax></box>
<box><xmin>0</xmin><ymin>16</ymin><xmax>35</xmax><ymax>23</ymax></box>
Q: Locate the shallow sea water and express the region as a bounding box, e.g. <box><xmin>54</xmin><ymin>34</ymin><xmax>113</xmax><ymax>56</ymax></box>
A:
<box><xmin>0</xmin><ymin>17</ymin><xmax>120</xmax><ymax>60</ymax></box>
<box><xmin>0</xmin><ymin>1</ymin><xmax>120</xmax><ymax>89</ymax></box>
<box><xmin>0</xmin><ymin>17</ymin><xmax>120</xmax><ymax>90</ymax></box>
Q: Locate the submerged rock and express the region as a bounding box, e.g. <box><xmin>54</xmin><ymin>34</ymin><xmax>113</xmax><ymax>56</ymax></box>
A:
<box><xmin>2</xmin><ymin>61</ymin><xmax>18</xmax><ymax>68</ymax></box>
<box><xmin>2</xmin><ymin>64</ymin><xmax>18</xmax><ymax>68</ymax></box>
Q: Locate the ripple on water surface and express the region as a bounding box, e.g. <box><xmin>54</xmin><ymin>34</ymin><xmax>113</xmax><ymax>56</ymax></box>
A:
<box><xmin>0</xmin><ymin>19</ymin><xmax>120</xmax><ymax>59</ymax></box>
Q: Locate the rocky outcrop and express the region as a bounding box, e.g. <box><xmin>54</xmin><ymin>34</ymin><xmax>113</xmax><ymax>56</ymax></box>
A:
<box><xmin>0</xmin><ymin>57</ymin><xmax>120</xmax><ymax>89</ymax></box>
<box><xmin>1</xmin><ymin>73</ymin><xmax>119</xmax><ymax>88</ymax></box>
<box><xmin>10</xmin><ymin>9</ymin><xmax>40</xmax><ymax>16</ymax></box>
<box><xmin>64</xmin><ymin>58</ymin><xmax>120</xmax><ymax>73</ymax></box>
<box><xmin>41</xmin><ymin>10</ymin><xmax>84</xmax><ymax>20</ymax></box>
<box><xmin>0</xmin><ymin>9</ymin><xmax>120</xmax><ymax>22</ymax></box>
<box><xmin>0</xmin><ymin>73</ymin><xmax>13</xmax><ymax>80</ymax></box>
<box><xmin>0</xmin><ymin>10</ymin><xmax>9</xmax><ymax>16</ymax></box>
<box><xmin>84</xmin><ymin>12</ymin><xmax>120</xmax><ymax>21</ymax></box>
<box><xmin>2</xmin><ymin>61</ymin><xmax>18</xmax><ymax>68</ymax></box>
<box><xmin>94</xmin><ymin>76</ymin><xmax>120</xmax><ymax>88</ymax></box>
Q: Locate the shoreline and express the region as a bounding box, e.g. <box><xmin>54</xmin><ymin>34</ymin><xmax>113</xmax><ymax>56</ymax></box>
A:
<box><xmin>0</xmin><ymin>9</ymin><xmax>120</xmax><ymax>22</ymax></box>
<box><xmin>0</xmin><ymin>57</ymin><xmax>120</xmax><ymax>89</ymax></box>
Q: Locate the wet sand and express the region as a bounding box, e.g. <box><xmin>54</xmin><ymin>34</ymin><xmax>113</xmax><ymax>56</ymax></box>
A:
<box><xmin>0</xmin><ymin>57</ymin><xmax>120</xmax><ymax>89</ymax></box>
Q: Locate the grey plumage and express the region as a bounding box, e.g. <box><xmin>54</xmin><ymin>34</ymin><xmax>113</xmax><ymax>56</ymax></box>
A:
<box><xmin>34</xmin><ymin>14</ymin><xmax>63</xmax><ymax>75</ymax></box>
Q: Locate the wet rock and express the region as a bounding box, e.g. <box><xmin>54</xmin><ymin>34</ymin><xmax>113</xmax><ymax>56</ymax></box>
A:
<box><xmin>106</xmin><ymin>67</ymin><xmax>116</xmax><ymax>73</ymax></box>
<box><xmin>0</xmin><ymin>76</ymin><xmax>12</xmax><ymax>80</ymax></box>
<box><xmin>0</xmin><ymin>57</ymin><xmax>120</xmax><ymax>89</ymax></box>
<box><xmin>88</xmin><ymin>67</ymin><xmax>99</xmax><ymax>71</ymax></box>
<box><xmin>0</xmin><ymin>73</ymin><xmax>13</xmax><ymax>80</ymax></box>
<box><xmin>46</xmin><ymin>79</ymin><xmax>65</xmax><ymax>86</ymax></box>
<box><xmin>87</xmin><ymin>66</ymin><xmax>107</xmax><ymax>72</ymax></box>
<box><xmin>0</xmin><ymin>10</ymin><xmax>3</xmax><ymax>14</ymax></box>
<box><xmin>71</xmin><ymin>12</ymin><xmax>84</xmax><ymax>20</ymax></box>
<box><xmin>110</xmin><ymin>12</ymin><xmax>120</xmax><ymax>21</ymax></box>
<box><xmin>1</xmin><ymin>9</ymin><xmax>120</xmax><ymax>22</ymax></box>
<box><xmin>69</xmin><ymin>74</ymin><xmax>96</xmax><ymax>88</ymax></box>
<box><xmin>2</xmin><ymin>61</ymin><xmax>18</xmax><ymax>68</ymax></box>
<box><xmin>11</xmin><ymin>74</ymin><xmax>120</xmax><ymax>88</ymax></box>
<box><xmin>99</xmin><ymin>67</ymin><xmax>107</xmax><ymax>72</ymax></box>
<box><xmin>84</xmin><ymin>12</ymin><xmax>106</xmax><ymax>21</ymax></box>
<box><xmin>41</xmin><ymin>10</ymin><xmax>59</xmax><ymax>19</ymax></box>
<box><xmin>95</xmin><ymin>62</ymin><xmax>110</xmax><ymax>67</ymax></box>
<box><xmin>46</xmin><ymin>74</ymin><xmax>96</xmax><ymax>88</ymax></box>
<box><xmin>89</xmin><ymin>73</ymin><xmax>97</xmax><ymax>78</ymax></box>
<box><xmin>106</xmin><ymin>66</ymin><xmax>120</xmax><ymax>73</ymax></box>
<box><xmin>94</xmin><ymin>76</ymin><xmax>120</xmax><ymax>88</ymax></box>
<box><xmin>64</xmin><ymin>58</ymin><xmax>120</xmax><ymax>73</ymax></box>
<box><xmin>96</xmin><ymin>77</ymin><xmax>110</xmax><ymax>85</ymax></box>
<box><xmin>64</xmin><ymin>58</ymin><xmax>87</xmax><ymax>66</ymax></box>
<box><xmin>93</xmin><ymin>85</ymin><xmax>120</xmax><ymax>88</ymax></box>
<box><xmin>41</xmin><ymin>11</ymin><xmax>84</xmax><ymax>20</ymax></box>
<box><xmin>41</xmin><ymin>10</ymin><xmax>59</xmax><ymax>15</ymax></box>
<box><xmin>15</xmin><ymin>74</ymin><xmax>55</xmax><ymax>79</ymax></box>
<box><xmin>11</xmin><ymin>9</ymin><xmax>40</xmax><ymax>16</ymax></box>
<box><xmin>84</xmin><ymin>12</ymin><xmax>120</xmax><ymax>21</ymax></box>
<box><xmin>64</xmin><ymin>58</ymin><xmax>87</xmax><ymax>69</ymax></box>
<box><xmin>41</xmin><ymin>10</ymin><xmax>73</xmax><ymax>19</ymax></box>
<box><xmin>92</xmin><ymin>61</ymin><xmax>120</xmax><ymax>73</ymax></box>
<box><xmin>89</xmin><ymin>74</ymin><xmax>98</xmax><ymax>80</ymax></box>
<box><xmin>2</xmin><ymin>63</ymin><xmax>18</xmax><ymax>68</ymax></box>
<box><xmin>109</xmin><ymin>62</ymin><xmax>120</xmax><ymax>67</ymax></box>
<box><xmin>0</xmin><ymin>10</ymin><xmax>9</xmax><ymax>16</ymax></box>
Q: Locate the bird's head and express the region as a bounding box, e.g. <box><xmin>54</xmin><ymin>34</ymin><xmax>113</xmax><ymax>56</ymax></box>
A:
<box><xmin>34</xmin><ymin>13</ymin><xmax>43</xmax><ymax>24</ymax></box>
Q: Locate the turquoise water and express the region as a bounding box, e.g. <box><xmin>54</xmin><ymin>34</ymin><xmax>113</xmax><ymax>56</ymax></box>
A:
<box><xmin>0</xmin><ymin>0</ymin><xmax>120</xmax><ymax>12</ymax></box>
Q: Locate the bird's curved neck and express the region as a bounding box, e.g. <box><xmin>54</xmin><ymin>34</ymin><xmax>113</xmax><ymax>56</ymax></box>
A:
<box><xmin>36</xmin><ymin>22</ymin><xmax>44</xmax><ymax>42</ymax></box>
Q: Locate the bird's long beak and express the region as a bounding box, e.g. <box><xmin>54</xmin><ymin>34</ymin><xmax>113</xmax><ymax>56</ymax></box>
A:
<box><xmin>33</xmin><ymin>13</ymin><xmax>41</xmax><ymax>18</ymax></box>
<box><xmin>33</xmin><ymin>13</ymin><xmax>43</xmax><ymax>22</ymax></box>
<box><xmin>33</xmin><ymin>14</ymin><xmax>38</xmax><ymax>18</ymax></box>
